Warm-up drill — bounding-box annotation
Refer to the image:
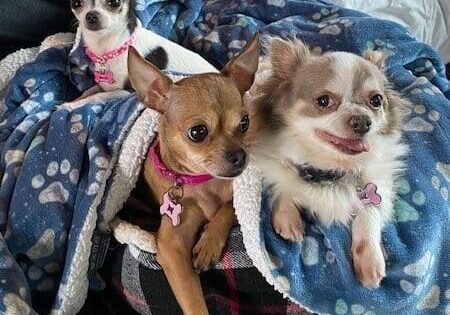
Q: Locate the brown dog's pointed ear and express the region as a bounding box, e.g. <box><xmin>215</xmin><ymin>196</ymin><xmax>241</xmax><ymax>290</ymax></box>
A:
<box><xmin>221</xmin><ymin>33</ymin><xmax>260</xmax><ymax>95</ymax></box>
<box><xmin>363</xmin><ymin>50</ymin><xmax>386</xmax><ymax>70</ymax></box>
<box><xmin>269</xmin><ymin>37</ymin><xmax>310</xmax><ymax>78</ymax></box>
<box><xmin>128</xmin><ymin>46</ymin><xmax>173</xmax><ymax>113</ymax></box>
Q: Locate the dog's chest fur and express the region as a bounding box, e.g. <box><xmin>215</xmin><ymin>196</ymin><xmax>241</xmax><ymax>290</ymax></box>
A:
<box><xmin>254</xmin><ymin>131</ymin><xmax>406</xmax><ymax>226</ymax></box>
<box><xmin>257</xmin><ymin>155</ymin><xmax>361</xmax><ymax>225</ymax></box>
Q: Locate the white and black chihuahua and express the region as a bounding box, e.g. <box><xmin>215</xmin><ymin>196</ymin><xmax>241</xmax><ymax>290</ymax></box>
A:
<box><xmin>70</xmin><ymin>0</ymin><xmax>216</xmax><ymax>95</ymax></box>
<box><xmin>249</xmin><ymin>38</ymin><xmax>410</xmax><ymax>289</ymax></box>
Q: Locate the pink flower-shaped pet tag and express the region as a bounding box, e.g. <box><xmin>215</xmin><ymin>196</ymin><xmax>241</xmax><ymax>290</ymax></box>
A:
<box><xmin>160</xmin><ymin>192</ymin><xmax>183</xmax><ymax>226</ymax></box>
<box><xmin>358</xmin><ymin>183</ymin><xmax>382</xmax><ymax>206</ymax></box>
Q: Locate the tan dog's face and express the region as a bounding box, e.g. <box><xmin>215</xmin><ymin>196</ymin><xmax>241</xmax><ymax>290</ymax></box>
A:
<box><xmin>128</xmin><ymin>35</ymin><xmax>260</xmax><ymax>178</ymax></box>
<box><xmin>159</xmin><ymin>75</ymin><xmax>250</xmax><ymax>177</ymax></box>
<box><xmin>71</xmin><ymin>0</ymin><xmax>132</xmax><ymax>32</ymax></box>
<box><xmin>257</xmin><ymin>39</ymin><xmax>404</xmax><ymax>167</ymax></box>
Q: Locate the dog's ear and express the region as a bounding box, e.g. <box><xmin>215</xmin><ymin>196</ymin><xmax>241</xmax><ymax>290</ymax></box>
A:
<box><xmin>128</xmin><ymin>46</ymin><xmax>173</xmax><ymax>113</ymax></box>
<box><xmin>269</xmin><ymin>37</ymin><xmax>310</xmax><ymax>78</ymax></box>
<box><xmin>222</xmin><ymin>33</ymin><xmax>260</xmax><ymax>95</ymax></box>
<box><xmin>363</xmin><ymin>50</ymin><xmax>386</xmax><ymax>71</ymax></box>
<box><xmin>382</xmin><ymin>86</ymin><xmax>411</xmax><ymax>135</ymax></box>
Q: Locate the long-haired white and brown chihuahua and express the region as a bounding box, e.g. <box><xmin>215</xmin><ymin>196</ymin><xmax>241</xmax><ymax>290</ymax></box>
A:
<box><xmin>248</xmin><ymin>38</ymin><xmax>410</xmax><ymax>289</ymax></box>
<box><xmin>70</xmin><ymin>0</ymin><xmax>216</xmax><ymax>95</ymax></box>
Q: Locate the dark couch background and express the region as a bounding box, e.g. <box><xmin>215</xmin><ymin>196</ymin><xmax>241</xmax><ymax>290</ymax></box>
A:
<box><xmin>0</xmin><ymin>0</ymin><xmax>73</xmax><ymax>59</ymax></box>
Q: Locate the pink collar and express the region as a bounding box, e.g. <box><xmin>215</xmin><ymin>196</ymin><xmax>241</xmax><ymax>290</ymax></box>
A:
<box><xmin>85</xmin><ymin>32</ymin><xmax>136</xmax><ymax>84</ymax></box>
<box><xmin>149</xmin><ymin>141</ymin><xmax>214</xmax><ymax>186</ymax></box>
<box><xmin>85</xmin><ymin>32</ymin><xmax>136</xmax><ymax>63</ymax></box>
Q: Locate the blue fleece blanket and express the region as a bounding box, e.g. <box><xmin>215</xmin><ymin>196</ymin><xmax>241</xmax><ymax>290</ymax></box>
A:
<box><xmin>0</xmin><ymin>0</ymin><xmax>449</xmax><ymax>314</ymax></box>
<box><xmin>0</xmin><ymin>46</ymin><xmax>147</xmax><ymax>314</ymax></box>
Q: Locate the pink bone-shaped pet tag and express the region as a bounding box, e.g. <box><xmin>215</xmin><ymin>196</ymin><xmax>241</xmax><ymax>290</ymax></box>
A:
<box><xmin>160</xmin><ymin>192</ymin><xmax>183</xmax><ymax>226</ymax></box>
<box><xmin>358</xmin><ymin>183</ymin><xmax>382</xmax><ymax>206</ymax></box>
<box><xmin>94</xmin><ymin>71</ymin><xmax>115</xmax><ymax>84</ymax></box>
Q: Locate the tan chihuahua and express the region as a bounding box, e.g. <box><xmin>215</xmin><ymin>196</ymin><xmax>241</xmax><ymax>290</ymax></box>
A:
<box><xmin>127</xmin><ymin>34</ymin><xmax>259</xmax><ymax>315</ymax></box>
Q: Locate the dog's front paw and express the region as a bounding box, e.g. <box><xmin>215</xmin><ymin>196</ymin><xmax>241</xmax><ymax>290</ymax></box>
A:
<box><xmin>272</xmin><ymin>203</ymin><xmax>304</xmax><ymax>242</ymax></box>
<box><xmin>192</xmin><ymin>225</ymin><xmax>227</xmax><ymax>273</ymax></box>
<box><xmin>352</xmin><ymin>239</ymin><xmax>386</xmax><ymax>289</ymax></box>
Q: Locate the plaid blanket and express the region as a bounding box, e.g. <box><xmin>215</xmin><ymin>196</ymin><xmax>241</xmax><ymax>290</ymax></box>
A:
<box><xmin>109</xmin><ymin>228</ymin><xmax>310</xmax><ymax>315</ymax></box>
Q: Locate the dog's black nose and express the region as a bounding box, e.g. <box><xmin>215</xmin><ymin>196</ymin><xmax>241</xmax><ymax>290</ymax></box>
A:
<box><xmin>349</xmin><ymin>115</ymin><xmax>372</xmax><ymax>135</ymax></box>
<box><xmin>85</xmin><ymin>11</ymin><xmax>100</xmax><ymax>25</ymax></box>
<box><xmin>226</xmin><ymin>149</ymin><xmax>247</xmax><ymax>169</ymax></box>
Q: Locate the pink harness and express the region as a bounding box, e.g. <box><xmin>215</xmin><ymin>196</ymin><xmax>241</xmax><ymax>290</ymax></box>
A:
<box><xmin>149</xmin><ymin>141</ymin><xmax>213</xmax><ymax>226</ymax></box>
<box><xmin>85</xmin><ymin>32</ymin><xmax>136</xmax><ymax>84</ymax></box>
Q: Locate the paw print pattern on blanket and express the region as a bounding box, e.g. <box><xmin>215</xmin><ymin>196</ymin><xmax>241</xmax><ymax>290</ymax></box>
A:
<box><xmin>312</xmin><ymin>7</ymin><xmax>353</xmax><ymax>36</ymax></box>
<box><xmin>409</xmin><ymin>76</ymin><xmax>443</xmax><ymax>98</ymax></box>
<box><xmin>324</xmin><ymin>236</ymin><xmax>336</xmax><ymax>264</ymax></box>
<box><xmin>192</xmin><ymin>28</ymin><xmax>219</xmax><ymax>54</ymax></box>
<box><xmin>32</xmin><ymin>160</ymin><xmax>79</xmax><ymax>204</ymax></box>
<box><xmin>227</xmin><ymin>40</ymin><xmax>248</xmax><ymax>59</ymax></box>
<box><xmin>318</xmin><ymin>18</ymin><xmax>353</xmax><ymax>36</ymax></box>
<box><xmin>267</xmin><ymin>0</ymin><xmax>286</xmax><ymax>8</ymax></box>
<box><xmin>20</xmin><ymin>78</ymin><xmax>42</xmax><ymax>114</ymax></box>
<box><xmin>70</xmin><ymin>114</ymin><xmax>87</xmax><ymax>144</ymax></box>
<box><xmin>3</xmin><ymin>293</ymin><xmax>31</xmax><ymax>315</ymax></box>
<box><xmin>279</xmin><ymin>276</ymin><xmax>291</xmax><ymax>292</ymax></box>
<box><xmin>401</xmin><ymin>77</ymin><xmax>442</xmax><ymax>133</ymax></box>
<box><xmin>312</xmin><ymin>7</ymin><xmax>340</xmax><ymax>22</ymax></box>
<box><xmin>366</xmin><ymin>39</ymin><xmax>395</xmax><ymax>56</ymax></box>
<box><xmin>26</xmin><ymin>229</ymin><xmax>55</xmax><ymax>260</ymax></box>
<box><xmin>413</xmin><ymin>60</ymin><xmax>439</xmax><ymax>81</ymax></box>
<box><xmin>0</xmin><ymin>243</ymin><xmax>13</xmax><ymax>270</ymax></box>
<box><xmin>36</xmin><ymin>278</ymin><xmax>55</xmax><ymax>292</ymax></box>
<box><xmin>0</xmin><ymin>239</ymin><xmax>31</xmax><ymax>312</ymax></box>
<box><xmin>134</xmin><ymin>0</ymin><xmax>145</xmax><ymax>11</ymax></box>
<box><xmin>268</xmin><ymin>252</ymin><xmax>284</xmax><ymax>269</ymax></box>
<box><xmin>86</xmin><ymin>146</ymin><xmax>109</xmax><ymax>196</ymax></box>
<box><xmin>445</xmin><ymin>289</ymin><xmax>450</xmax><ymax>314</ymax></box>
<box><xmin>334</xmin><ymin>298</ymin><xmax>375</xmax><ymax>315</ymax></box>
<box><xmin>417</xmin><ymin>285</ymin><xmax>440</xmax><ymax>310</ymax></box>
<box><xmin>301</xmin><ymin>236</ymin><xmax>319</xmax><ymax>266</ymax></box>
<box><xmin>394</xmin><ymin>178</ymin><xmax>424</xmax><ymax>223</ymax></box>
<box><xmin>400</xmin><ymin>251</ymin><xmax>434</xmax><ymax>296</ymax></box>
<box><xmin>431</xmin><ymin>162</ymin><xmax>449</xmax><ymax>201</ymax></box>
<box><xmin>0</xmin><ymin>99</ymin><xmax>5</xmax><ymax>119</ymax></box>
<box><xmin>4</xmin><ymin>150</ymin><xmax>25</xmax><ymax>169</ymax></box>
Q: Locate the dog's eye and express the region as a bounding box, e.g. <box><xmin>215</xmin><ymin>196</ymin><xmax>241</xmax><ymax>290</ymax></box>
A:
<box><xmin>239</xmin><ymin>115</ymin><xmax>249</xmax><ymax>133</ymax></box>
<box><xmin>107</xmin><ymin>0</ymin><xmax>121</xmax><ymax>8</ymax></box>
<box><xmin>71</xmin><ymin>0</ymin><xmax>82</xmax><ymax>9</ymax></box>
<box><xmin>188</xmin><ymin>125</ymin><xmax>208</xmax><ymax>142</ymax></box>
<box><xmin>316</xmin><ymin>95</ymin><xmax>330</xmax><ymax>108</ymax></box>
<box><xmin>370</xmin><ymin>94</ymin><xmax>383</xmax><ymax>108</ymax></box>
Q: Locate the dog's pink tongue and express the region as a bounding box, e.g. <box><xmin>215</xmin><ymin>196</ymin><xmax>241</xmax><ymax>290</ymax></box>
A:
<box><xmin>316</xmin><ymin>130</ymin><xmax>370</xmax><ymax>153</ymax></box>
<box><xmin>341</xmin><ymin>138</ymin><xmax>369</xmax><ymax>152</ymax></box>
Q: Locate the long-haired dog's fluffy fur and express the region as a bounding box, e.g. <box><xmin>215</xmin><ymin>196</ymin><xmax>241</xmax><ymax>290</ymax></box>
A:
<box><xmin>248</xmin><ymin>38</ymin><xmax>410</xmax><ymax>288</ymax></box>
